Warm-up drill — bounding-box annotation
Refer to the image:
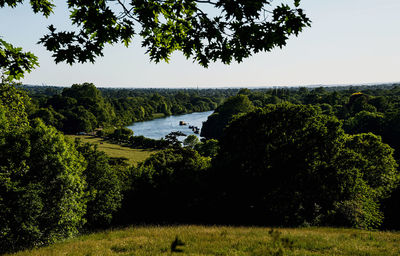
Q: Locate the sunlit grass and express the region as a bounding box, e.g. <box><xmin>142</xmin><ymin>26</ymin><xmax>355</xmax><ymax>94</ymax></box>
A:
<box><xmin>152</xmin><ymin>113</ymin><xmax>166</xmax><ymax>119</ymax></box>
<box><xmin>7</xmin><ymin>226</ymin><xmax>400</xmax><ymax>256</ymax></box>
<box><xmin>66</xmin><ymin>135</ymin><xmax>157</xmax><ymax>165</ymax></box>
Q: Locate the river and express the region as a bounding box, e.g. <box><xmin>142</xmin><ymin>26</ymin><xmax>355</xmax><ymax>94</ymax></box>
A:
<box><xmin>126</xmin><ymin>111</ymin><xmax>213</xmax><ymax>140</ymax></box>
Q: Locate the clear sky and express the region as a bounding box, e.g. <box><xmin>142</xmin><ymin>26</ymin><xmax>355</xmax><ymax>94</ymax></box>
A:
<box><xmin>1</xmin><ymin>0</ymin><xmax>399</xmax><ymax>88</ymax></box>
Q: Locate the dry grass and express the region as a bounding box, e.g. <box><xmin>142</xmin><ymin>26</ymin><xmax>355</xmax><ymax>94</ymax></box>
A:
<box><xmin>7</xmin><ymin>226</ymin><xmax>400</xmax><ymax>256</ymax></box>
<box><xmin>66</xmin><ymin>135</ymin><xmax>157</xmax><ymax>165</ymax></box>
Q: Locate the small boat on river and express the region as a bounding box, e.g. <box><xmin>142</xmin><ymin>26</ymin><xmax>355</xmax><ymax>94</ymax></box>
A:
<box><xmin>192</xmin><ymin>126</ymin><xmax>200</xmax><ymax>134</ymax></box>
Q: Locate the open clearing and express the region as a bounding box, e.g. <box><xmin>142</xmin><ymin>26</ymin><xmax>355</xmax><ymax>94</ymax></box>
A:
<box><xmin>7</xmin><ymin>226</ymin><xmax>400</xmax><ymax>256</ymax></box>
<box><xmin>66</xmin><ymin>135</ymin><xmax>156</xmax><ymax>165</ymax></box>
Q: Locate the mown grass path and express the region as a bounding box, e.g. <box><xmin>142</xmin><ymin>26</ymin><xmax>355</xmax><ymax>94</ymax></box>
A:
<box><xmin>66</xmin><ymin>135</ymin><xmax>156</xmax><ymax>165</ymax></box>
<box><xmin>7</xmin><ymin>226</ymin><xmax>400</xmax><ymax>256</ymax></box>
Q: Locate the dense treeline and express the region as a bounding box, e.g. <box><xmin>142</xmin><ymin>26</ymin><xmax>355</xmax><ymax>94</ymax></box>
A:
<box><xmin>210</xmin><ymin>104</ymin><xmax>398</xmax><ymax>228</ymax></box>
<box><xmin>2</xmin><ymin>83</ymin><xmax>400</xmax><ymax>253</ymax></box>
<box><xmin>24</xmin><ymin>83</ymin><xmax>234</xmax><ymax>134</ymax></box>
<box><xmin>201</xmin><ymin>86</ymin><xmax>400</xmax><ymax>229</ymax></box>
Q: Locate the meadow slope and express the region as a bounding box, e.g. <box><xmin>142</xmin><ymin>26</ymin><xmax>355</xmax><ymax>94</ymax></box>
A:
<box><xmin>66</xmin><ymin>135</ymin><xmax>156</xmax><ymax>165</ymax></box>
<box><xmin>7</xmin><ymin>226</ymin><xmax>400</xmax><ymax>256</ymax></box>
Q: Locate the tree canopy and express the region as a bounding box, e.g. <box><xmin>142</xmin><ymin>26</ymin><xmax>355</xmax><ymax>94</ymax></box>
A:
<box><xmin>1</xmin><ymin>0</ymin><xmax>310</xmax><ymax>79</ymax></box>
<box><xmin>212</xmin><ymin>103</ymin><xmax>399</xmax><ymax>228</ymax></box>
<box><xmin>201</xmin><ymin>94</ymin><xmax>254</xmax><ymax>139</ymax></box>
<box><xmin>117</xmin><ymin>147</ymin><xmax>210</xmax><ymax>223</ymax></box>
<box><xmin>0</xmin><ymin>111</ymin><xmax>87</xmax><ymax>252</ymax></box>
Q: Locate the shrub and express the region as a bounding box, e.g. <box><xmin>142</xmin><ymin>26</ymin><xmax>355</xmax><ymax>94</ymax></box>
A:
<box><xmin>116</xmin><ymin>147</ymin><xmax>210</xmax><ymax>224</ymax></box>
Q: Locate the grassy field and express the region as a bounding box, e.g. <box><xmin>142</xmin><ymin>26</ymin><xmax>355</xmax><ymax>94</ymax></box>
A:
<box><xmin>66</xmin><ymin>135</ymin><xmax>156</xmax><ymax>165</ymax></box>
<box><xmin>152</xmin><ymin>113</ymin><xmax>166</xmax><ymax>119</ymax></box>
<box><xmin>7</xmin><ymin>226</ymin><xmax>400</xmax><ymax>256</ymax></box>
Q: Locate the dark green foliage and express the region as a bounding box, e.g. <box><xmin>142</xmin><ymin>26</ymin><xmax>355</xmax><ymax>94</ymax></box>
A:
<box><xmin>116</xmin><ymin>147</ymin><xmax>210</xmax><ymax>224</ymax></box>
<box><xmin>344</xmin><ymin>133</ymin><xmax>398</xmax><ymax>199</ymax></box>
<box><xmin>347</xmin><ymin>92</ymin><xmax>376</xmax><ymax>115</ymax></box>
<box><xmin>369</xmin><ymin>96</ymin><xmax>388</xmax><ymax>112</ymax></box>
<box><xmin>201</xmin><ymin>94</ymin><xmax>254</xmax><ymax>140</ymax></box>
<box><xmin>0</xmin><ymin>119</ymin><xmax>86</xmax><ymax>252</ymax></box>
<box><xmin>29</xmin><ymin>85</ymin><xmax>226</xmax><ymax>133</ymax></box>
<box><xmin>110</xmin><ymin>127</ymin><xmax>134</xmax><ymax>142</ymax></box>
<box><xmin>35</xmin><ymin>83</ymin><xmax>115</xmax><ymax>133</ymax></box>
<box><xmin>213</xmin><ymin>104</ymin><xmax>343</xmax><ymax>225</ymax></box>
<box><xmin>128</xmin><ymin>135</ymin><xmax>168</xmax><ymax>149</ymax></box>
<box><xmin>62</xmin><ymin>83</ymin><xmax>115</xmax><ymax>126</ymax></box>
<box><xmin>183</xmin><ymin>134</ymin><xmax>199</xmax><ymax>149</ymax></box>
<box><xmin>74</xmin><ymin>142</ymin><xmax>123</xmax><ymax>229</ymax></box>
<box><xmin>63</xmin><ymin>106</ymin><xmax>98</xmax><ymax>133</ymax></box>
<box><xmin>194</xmin><ymin>139</ymin><xmax>220</xmax><ymax>157</ymax></box>
<box><xmin>343</xmin><ymin>111</ymin><xmax>385</xmax><ymax>135</ymax></box>
<box><xmin>329</xmin><ymin>134</ymin><xmax>398</xmax><ymax>229</ymax></box>
<box><xmin>29</xmin><ymin>107</ymin><xmax>65</xmax><ymax>130</ymax></box>
<box><xmin>160</xmin><ymin>102</ymin><xmax>172</xmax><ymax>116</ymax></box>
<box><xmin>0</xmin><ymin>84</ymin><xmax>30</xmax><ymax>129</ymax></box>
<box><xmin>0</xmin><ymin>86</ymin><xmax>91</xmax><ymax>252</ymax></box>
<box><xmin>62</xmin><ymin>83</ymin><xmax>115</xmax><ymax>127</ymax></box>
<box><xmin>165</xmin><ymin>131</ymin><xmax>187</xmax><ymax>148</ymax></box>
<box><xmin>212</xmin><ymin>104</ymin><xmax>399</xmax><ymax>228</ymax></box>
<box><xmin>0</xmin><ymin>39</ymin><xmax>38</xmax><ymax>81</ymax></box>
<box><xmin>0</xmin><ymin>85</ymin><xmax>127</xmax><ymax>252</ymax></box>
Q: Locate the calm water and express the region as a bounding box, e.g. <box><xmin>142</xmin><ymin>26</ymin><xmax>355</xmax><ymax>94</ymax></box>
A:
<box><xmin>126</xmin><ymin>111</ymin><xmax>213</xmax><ymax>140</ymax></box>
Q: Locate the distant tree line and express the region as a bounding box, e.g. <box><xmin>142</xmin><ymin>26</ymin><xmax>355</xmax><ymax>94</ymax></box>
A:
<box><xmin>25</xmin><ymin>83</ymin><xmax>234</xmax><ymax>134</ymax></box>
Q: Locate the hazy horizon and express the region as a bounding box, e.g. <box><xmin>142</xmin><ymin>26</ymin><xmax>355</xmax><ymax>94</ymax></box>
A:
<box><xmin>22</xmin><ymin>81</ymin><xmax>400</xmax><ymax>89</ymax></box>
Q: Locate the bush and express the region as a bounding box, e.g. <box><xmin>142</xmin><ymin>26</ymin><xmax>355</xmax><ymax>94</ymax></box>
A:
<box><xmin>128</xmin><ymin>135</ymin><xmax>167</xmax><ymax>149</ymax></box>
<box><xmin>116</xmin><ymin>147</ymin><xmax>210</xmax><ymax>224</ymax></box>
<box><xmin>194</xmin><ymin>139</ymin><xmax>219</xmax><ymax>157</ymax></box>
<box><xmin>110</xmin><ymin>127</ymin><xmax>133</xmax><ymax>142</ymax></box>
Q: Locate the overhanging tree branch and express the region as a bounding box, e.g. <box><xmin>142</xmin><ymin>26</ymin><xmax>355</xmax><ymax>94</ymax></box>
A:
<box><xmin>1</xmin><ymin>0</ymin><xmax>310</xmax><ymax>77</ymax></box>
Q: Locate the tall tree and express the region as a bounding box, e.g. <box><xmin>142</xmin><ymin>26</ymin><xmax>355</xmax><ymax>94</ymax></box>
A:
<box><xmin>201</xmin><ymin>94</ymin><xmax>254</xmax><ymax>139</ymax></box>
<box><xmin>0</xmin><ymin>84</ymin><xmax>87</xmax><ymax>252</ymax></box>
<box><xmin>74</xmin><ymin>142</ymin><xmax>123</xmax><ymax>229</ymax></box>
<box><xmin>212</xmin><ymin>103</ymin><xmax>399</xmax><ymax>228</ymax></box>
